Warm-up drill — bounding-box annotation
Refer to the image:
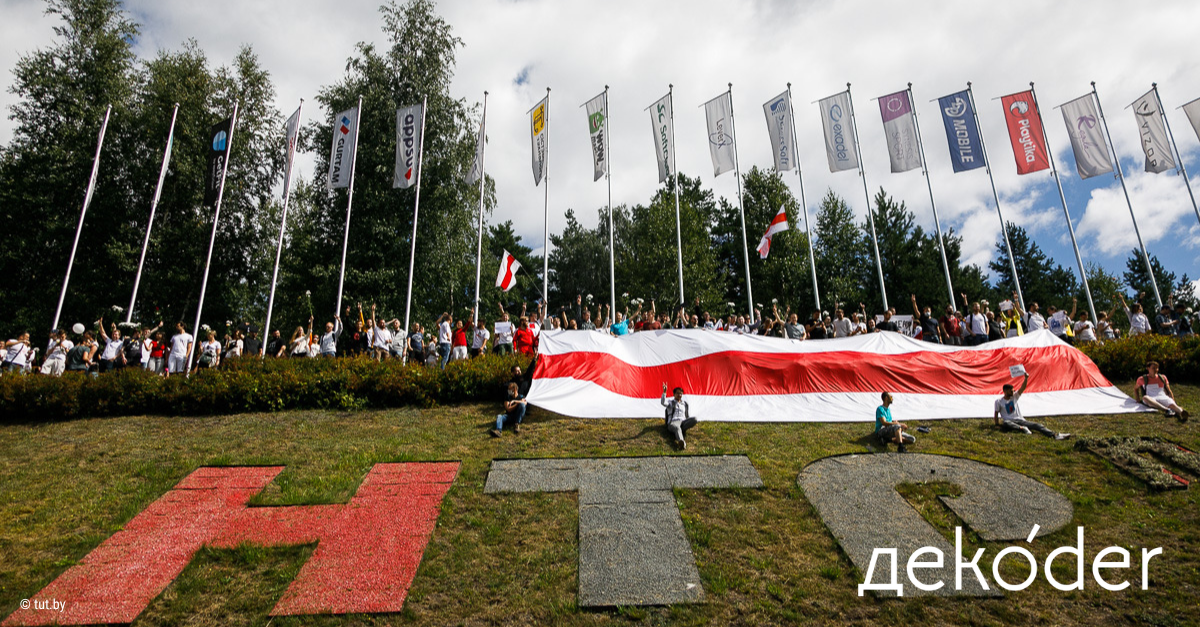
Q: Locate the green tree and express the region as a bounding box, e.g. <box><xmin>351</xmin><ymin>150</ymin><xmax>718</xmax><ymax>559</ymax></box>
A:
<box><xmin>813</xmin><ymin>190</ymin><xmax>867</xmax><ymax>312</ymax></box>
<box><xmin>988</xmin><ymin>223</ymin><xmax>1077</xmax><ymax>311</ymax></box>
<box><xmin>548</xmin><ymin>208</ymin><xmax>608</xmax><ymax>311</ymax></box>
<box><xmin>1121</xmin><ymin>249</ymin><xmax>1194</xmax><ymax>310</ymax></box>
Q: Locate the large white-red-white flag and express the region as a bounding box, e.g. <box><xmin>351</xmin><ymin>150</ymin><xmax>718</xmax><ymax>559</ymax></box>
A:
<box><xmin>527</xmin><ymin>329</ymin><xmax>1147</xmax><ymax>421</ymax></box>
<box><xmin>756</xmin><ymin>204</ymin><xmax>789</xmax><ymax>259</ymax></box>
<box><xmin>495</xmin><ymin>250</ymin><xmax>522</xmax><ymax>292</ymax></box>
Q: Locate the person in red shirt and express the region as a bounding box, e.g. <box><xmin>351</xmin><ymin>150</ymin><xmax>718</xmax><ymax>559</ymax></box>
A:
<box><xmin>451</xmin><ymin>320</ymin><xmax>469</xmax><ymax>361</ymax></box>
<box><xmin>514</xmin><ymin>316</ymin><xmax>536</xmax><ymax>356</ymax></box>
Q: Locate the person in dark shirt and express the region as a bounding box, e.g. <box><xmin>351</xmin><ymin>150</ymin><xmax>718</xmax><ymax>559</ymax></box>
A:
<box><xmin>489</xmin><ymin>383</ymin><xmax>527</xmax><ymax>437</ymax></box>
<box><xmin>242</xmin><ymin>329</ymin><xmax>262</xmax><ymax>356</ymax></box>
<box><xmin>265</xmin><ymin>329</ymin><xmax>285</xmax><ymax>358</ymax></box>
<box><xmin>910</xmin><ymin>295</ymin><xmax>942</xmax><ymax>344</ymax></box>
<box><xmin>807</xmin><ymin>311</ymin><xmax>828</xmax><ymax>340</ymax></box>
<box><xmin>876</xmin><ymin>309</ymin><xmax>899</xmax><ymax>333</ymax></box>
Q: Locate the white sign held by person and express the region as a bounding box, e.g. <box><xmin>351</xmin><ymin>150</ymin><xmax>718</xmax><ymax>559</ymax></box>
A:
<box><xmin>1009</xmin><ymin>364</ymin><xmax>1027</xmax><ymax>378</ymax></box>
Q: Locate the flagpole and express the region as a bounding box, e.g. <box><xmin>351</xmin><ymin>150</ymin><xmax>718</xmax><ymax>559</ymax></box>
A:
<box><xmin>1155</xmin><ymin>84</ymin><xmax>1200</xmax><ymax>228</ymax></box>
<box><xmin>1030</xmin><ymin>83</ymin><xmax>1096</xmax><ymax>323</ymax></box>
<box><xmin>127</xmin><ymin>103</ymin><xmax>178</xmax><ymax>324</ymax></box>
<box><xmin>727</xmin><ymin>84</ymin><xmax>755</xmax><ymax>323</ymax></box>
<box><xmin>186</xmin><ymin>101</ymin><xmax>238</xmax><ymax>376</ymax></box>
<box><xmin>541</xmin><ymin>87</ymin><xmax>551</xmax><ymax>316</ymax></box>
<box><xmin>263</xmin><ymin>99</ymin><xmax>303</xmax><ymax>356</ymax></box>
<box><xmin>52</xmin><ymin>104</ymin><xmax>111</xmax><ymax>333</ymax></box>
<box><xmin>787</xmin><ymin>84</ymin><xmax>820</xmax><ymax>311</ymax></box>
<box><xmin>967</xmin><ymin>83</ymin><xmax>1024</xmax><ymax>311</ymax></box>
<box><xmin>471</xmin><ymin>92</ymin><xmax>488</xmax><ymax>329</ymax></box>
<box><xmin>847</xmin><ymin>84</ymin><xmax>889</xmax><ymax>311</ymax></box>
<box><xmin>335</xmin><ymin>95</ymin><xmax>363</xmax><ymax>318</ymax></box>
<box><xmin>670</xmin><ymin>84</ymin><xmax>685</xmax><ymax>307</ymax></box>
<box><xmin>1092</xmin><ymin>82</ymin><xmax>1161</xmax><ymax>309</ymax></box>
<box><xmin>908</xmin><ymin>83</ymin><xmax>956</xmax><ymax>309</ymax></box>
<box><xmin>604</xmin><ymin>86</ymin><xmax>616</xmax><ymax>317</ymax></box>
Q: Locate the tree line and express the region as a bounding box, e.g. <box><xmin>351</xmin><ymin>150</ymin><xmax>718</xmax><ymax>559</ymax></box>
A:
<box><xmin>1</xmin><ymin>0</ymin><xmax>1193</xmax><ymax>340</ymax></box>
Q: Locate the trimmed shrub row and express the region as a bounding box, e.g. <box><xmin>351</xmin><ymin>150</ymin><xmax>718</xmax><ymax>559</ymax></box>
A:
<box><xmin>0</xmin><ymin>354</ymin><xmax>531</xmax><ymax>423</ymax></box>
<box><xmin>1077</xmin><ymin>333</ymin><xmax>1200</xmax><ymax>384</ymax></box>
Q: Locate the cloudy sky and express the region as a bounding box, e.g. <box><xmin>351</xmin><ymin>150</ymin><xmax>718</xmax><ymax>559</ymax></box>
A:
<box><xmin>3</xmin><ymin>0</ymin><xmax>1199</xmax><ymax>298</ymax></box>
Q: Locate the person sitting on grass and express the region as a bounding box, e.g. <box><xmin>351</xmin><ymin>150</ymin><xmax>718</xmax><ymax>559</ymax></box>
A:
<box><xmin>1135</xmin><ymin>361</ymin><xmax>1190</xmax><ymax>422</ymax></box>
<box><xmin>994</xmin><ymin>372</ymin><xmax>1071</xmax><ymax>439</ymax></box>
<box><xmin>661</xmin><ymin>383</ymin><xmax>699</xmax><ymax>450</ymax></box>
<box><xmin>876</xmin><ymin>392</ymin><xmax>915</xmax><ymax>452</ymax></box>
<box><xmin>490</xmin><ymin>382</ymin><xmax>527</xmax><ymax>437</ymax></box>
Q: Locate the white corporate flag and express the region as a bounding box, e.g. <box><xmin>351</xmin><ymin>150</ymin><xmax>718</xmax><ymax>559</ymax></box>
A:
<box><xmin>1060</xmin><ymin>94</ymin><xmax>1113</xmax><ymax>180</ymax></box>
<box><xmin>878</xmin><ymin>90</ymin><xmax>922</xmax><ymax>173</ymax></box>
<box><xmin>328</xmin><ymin>107</ymin><xmax>359</xmax><ymax>189</ymax></box>
<box><xmin>1181</xmin><ymin>97</ymin><xmax>1200</xmax><ymax>145</ymax></box>
<box><xmin>584</xmin><ymin>92</ymin><xmax>607</xmax><ymax>182</ymax></box>
<box><xmin>763</xmin><ymin>91</ymin><xmax>796</xmax><ymax>172</ymax></box>
<box><xmin>704</xmin><ymin>91</ymin><xmax>737</xmax><ymax>177</ymax></box>
<box><xmin>818</xmin><ymin>92</ymin><xmax>858</xmax><ymax>173</ymax></box>
<box><xmin>1130</xmin><ymin>91</ymin><xmax>1174</xmax><ymax>174</ymax></box>
<box><xmin>496</xmin><ymin>250</ymin><xmax>522</xmax><ymax>292</ymax></box>
<box><xmin>530</xmin><ymin>95</ymin><xmax>549</xmax><ymax>186</ymax></box>
<box><xmin>282</xmin><ymin>106</ymin><xmax>301</xmax><ymax>197</ymax></box>
<box><xmin>465</xmin><ymin>111</ymin><xmax>486</xmax><ymax>186</ymax></box>
<box><xmin>648</xmin><ymin>92</ymin><xmax>674</xmax><ymax>183</ymax></box>
<box><xmin>394</xmin><ymin>103</ymin><xmax>424</xmax><ymax>189</ymax></box>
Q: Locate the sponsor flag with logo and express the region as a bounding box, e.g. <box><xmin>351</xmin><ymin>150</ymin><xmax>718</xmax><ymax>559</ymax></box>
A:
<box><xmin>1060</xmin><ymin>94</ymin><xmax>1112</xmax><ymax>180</ymax></box>
<box><xmin>648</xmin><ymin>92</ymin><xmax>674</xmax><ymax>183</ymax></box>
<box><xmin>530</xmin><ymin>95</ymin><xmax>549</xmax><ymax>186</ymax></box>
<box><xmin>1130</xmin><ymin>91</ymin><xmax>1174</xmax><ymax>174</ymax></box>
<box><xmin>526</xmin><ymin>329</ymin><xmax>1147</xmax><ymax>421</ymax></box>
<box><xmin>496</xmin><ymin>250</ymin><xmax>522</xmax><ymax>292</ymax></box>
<box><xmin>465</xmin><ymin>110</ymin><xmax>486</xmax><ymax>185</ymax></box>
<box><xmin>393</xmin><ymin>103</ymin><xmax>424</xmax><ymax>189</ymax></box>
<box><xmin>704</xmin><ymin>91</ymin><xmax>737</xmax><ymax>177</ymax></box>
<box><xmin>1184</xmin><ymin>97</ymin><xmax>1200</xmax><ymax>144</ymax></box>
<box><xmin>328</xmin><ymin>107</ymin><xmax>358</xmax><ymax>189</ymax></box>
<box><xmin>204</xmin><ymin>116</ymin><xmax>233</xmax><ymax>206</ymax></box>
<box><xmin>763</xmin><ymin>91</ymin><xmax>796</xmax><ymax>172</ymax></box>
<box><xmin>756</xmin><ymin>204</ymin><xmax>790</xmax><ymax>259</ymax></box>
<box><xmin>1001</xmin><ymin>91</ymin><xmax>1050</xmax><ymax>175</ymax></box>
<box><xmin>878</xmin><ymin>90</ymin><xmax>922</xmax><ymax>173</ymax></box>
<box><xmin>818</xmin><ymin>91</ymin><xmax>858</xmax><ymax>173</ymax></box>
<box><xmin>937</xmin><ymin>90</ymin><xmax>985</xmax><ymax>173</ymax></box>
<box><xmin>584</xmin><ymin>92</ymin><xmax>607</xmax><ymax>181</ymax></box>
<box><xmin>282</xmin><ymin>106</ymin><xmax>301</xmax><ymax>197</ymax></box>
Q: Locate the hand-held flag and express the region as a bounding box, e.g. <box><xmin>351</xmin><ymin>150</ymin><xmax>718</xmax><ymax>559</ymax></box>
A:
<box><xmin>756</xmin><ymin>204</ymin><xmax>790</xmax><ymax>259</ymax></box>
<box><xmin>496</xmin><ymin>250</ymin><xmax>522</xmax><ymax>292</ymax></box>
<box><xmin>1001</xmin><ymin>91</ymin><xmax>1050</xmax><ymax>175</ymax></box>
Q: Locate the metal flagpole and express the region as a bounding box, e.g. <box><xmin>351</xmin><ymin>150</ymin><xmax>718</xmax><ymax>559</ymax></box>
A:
<box><xmin>541</xmin><ymin>87</ymin><xmax>551</xmax><ymax>315</ymax></box>
<box><xmin>1029</xmin><ymin>83</ymin><xmax>1096</xmax><ymax>323</ymax></box>
<box><xmin>1092</xmin><ymin>82</ymin><xmax>1161</xmax><ymax>309</ymax></box>
<box><xmin>402</xmin><ymin>94</ymin><xmax>430</xmax><ymax>364</ymax></box>
<box><xmin>263</xmin><ymin>99</ymin><xmax>303</xmax><ymax>356</ymax></box>
<box><xmin>967</xmin><ymin>83</ymin><xmax>1024</xmax><ymax>311</ymax></box>
<box><xmin>728</xmin><ymin>84</ymin><xmax>755</xmax><ymax>323</ymax></box>
<box><xmin>670</xmin><ymin>84</ymin><xmax>685</xmax><ymax>306</ymax></box>
<box><xmin>908</xmin><ymin>83</ymin><xmax>956</xmax><ymax>308</ymax></box>
<box><xmin>52</xmin><ymin>104</ymin><xmax>111</xmax><ymax>333</ymax></box>
<box><xmin>471</xmin><ymin>92</ymin><xmax>488</xmax><ymax>330</ymax></box>
<box><xmin>847</xmin><ymin>84</ymin><xmax>889</xmax><ymax>311</ymax></box>
<box><xmin>335</xmin><ymin>95</ymin><xmax>363</xmax><ymax>317</ymax></box>
<box><xmin>605</xmin><ymin>86</ymin><xmax>616</xmax><ymax>318</ymax></box>
<box><xmin>1158</xmin><ymin>85</ymin><xmax>1200</xmax><ymax>228</ymax></box>
<box><xmin>186</xmin><ymin>101</ymin><xmax>239</xmax><ymax>376</ymax></box>
<box><xmin>787</xmin><ymin>83</ymin><xmax>820</xmax><ymax>311</ymax></box>
<box><xmin>128</xmin><ymin>103</ymin><xmax>178</xmax><ymax>324</ymax></box>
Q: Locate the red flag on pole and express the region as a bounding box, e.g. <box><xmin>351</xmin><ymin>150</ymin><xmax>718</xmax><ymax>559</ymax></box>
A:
<box><xmin>495</xmin><ymin>250</ymin><xmax>522</xmax><ymax>292</ymax></box>
<box><xmin>755</xmin><ymin>204</ymin><xmax>790</xmax><ymax>259</ymax></box>
<box><xmin>1001</xmin><ymin>90</ymin><xmax>1050</xmax><ymax>175</ymax></box>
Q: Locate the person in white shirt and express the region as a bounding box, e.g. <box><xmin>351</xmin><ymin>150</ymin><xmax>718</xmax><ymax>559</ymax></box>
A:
<box><xmin>660</xmin><ymin>383</ymin><xmax>699</xmax><ymax>449</ymax></box>
<box><xmin>1073</xmin><ymin>311</ymin><xmax>1097</xmax><ymax>343</ymax></box>
<box><xmin>166</xmin><ymin>323</ymin><xmax>194</xmax><ymax>375</ymax></box>
<box><xmin>471</xmin><ymin>319</ymin><xmax>490</xmax><ymax>357</ymax></box>
<box><xmin>832</xmin><ymin>309</ymin><xmax>854</xmax><ymax>338</ymax></box>
<box><xmin>289</xmin><ymin>318</ymin><xmax>313</xmax><ymax>358</ymax></box>
<box><xmin>96</xmin><ymin>319</ymin><xmax>127</xmax><ymax>373</ymax></box>
<box><xmin>493</xmin><ymin>307</ymin><xmax>515</xmax><ymax>355</ymax></box>
<box><xmin>435</xmin><ymin>313</ymin><xmax>453</xmax><ymax>370</ymax></box>
<box><xmin>368</xmin><ymin>305</ymin><xmax>392</xmax><ymax>361</ymax></box>
<box><xmin>960</xmin><ymin>295</ymin><xmax>989</xmax><ymax>346</ymax></box>
<box><xmin>319</xmin><ymin>315</ymin><xmax>342</xmax><ymax>357</ymax></box>
<box><xmin>223</xmin><ymin>330</ymin><xmax>243</xmax><ymax>361</ymax></box>
<box><xmin>196</xmin><ymin>330</ymin><xmax>221</xmax><ymax>370</ymax></box>
<box><xmin>388</xmin><ymin>320</ymin><xmax>406</xmax><ymax>358</ymax></box>
<box><xmin>41</xmin><ymin>330</ymin><xmax>73</xmax><ymax>376</ymax></box>
<box><xmin>3</xmin><ymin>332</ymin><xmax>33</xmax><ymax>373</ymax></box>
<box><xmin>994</xmin><ymin>372</ymin><xmax>1070</xmax><ymax>440</ymax></box>
<box><xmin>1115</xmin><ymin>293</ymin><xmax>1151</xmax><ymax>336</ymax></box>
<box><xmin>1135</xmin><ymin>361</ymin><xmax>1189</xmax><ymax>421</ymax></box>
<box><xmin>1046</xmin><ymin>299</ymin><xmax>1076</xmax><ymax>342</ymax></box>
<box><xmin>1024</xmin><ymin>302</ymin><xmax>1047</xmax><ymax>332</ymax></box>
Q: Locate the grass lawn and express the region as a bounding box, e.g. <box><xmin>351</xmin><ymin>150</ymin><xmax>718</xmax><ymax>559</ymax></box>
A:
<box><xmin>1</xmin><ymin>382</ymin><xmax>1197</xmax><ymax>626</ymax></box>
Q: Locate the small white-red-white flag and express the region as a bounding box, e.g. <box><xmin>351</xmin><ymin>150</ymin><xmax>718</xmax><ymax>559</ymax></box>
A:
<box><xmin>756</xmin><ymin>204</ymin><xmax>790</xmax><ymax>259</ymax></box>
<box><xmin>496</xmin><ymin>250</ymin><xmax>522</xmax><ymax>292</ymax></box>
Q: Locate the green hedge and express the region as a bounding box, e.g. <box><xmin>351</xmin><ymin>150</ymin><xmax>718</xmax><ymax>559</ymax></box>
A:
<box><xmin>1077</xmin><ymin>333</ymin><xmax>1200</xmax><ymax>384</ymax></box>
<box><xmin>0</xmin><ymin>354</ymin><xmax>531</xmax><ymax>423</ymax></box>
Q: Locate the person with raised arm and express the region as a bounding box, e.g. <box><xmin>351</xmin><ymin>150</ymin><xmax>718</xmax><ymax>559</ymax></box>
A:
<box><xmin>1115</xmin><ymin>292</ymin><xmax>1151</xmax><ymax>336</ymax></box>
<box><xmin>318</xmin><ymin>314</ymin><xmax>343</xmax><ymax>358</ymax></box>
<box><xmin>994</xmin><ymin>371</ymin><xmax>1071</xmax><ymax>439</ymax></box>
<box><xmin>911</xmin><ymin>295</ymin><xmax>942</xmax><ymax>344</ymax></box>
<box><xmin>95</xmin><ymin>318</ymin><xmax>127</xmax><ymax>373</ymax></box>
<box><xmin>661</xmin><ymin>382</ymin><xmax>699</xmax><ymax>450</ymax></box>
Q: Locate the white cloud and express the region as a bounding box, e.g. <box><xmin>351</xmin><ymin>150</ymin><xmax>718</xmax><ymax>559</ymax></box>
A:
<box><xmin>2</xmin><ymin>0</ymin><xmax>1199</xmax><ymax>279</ymax></box>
